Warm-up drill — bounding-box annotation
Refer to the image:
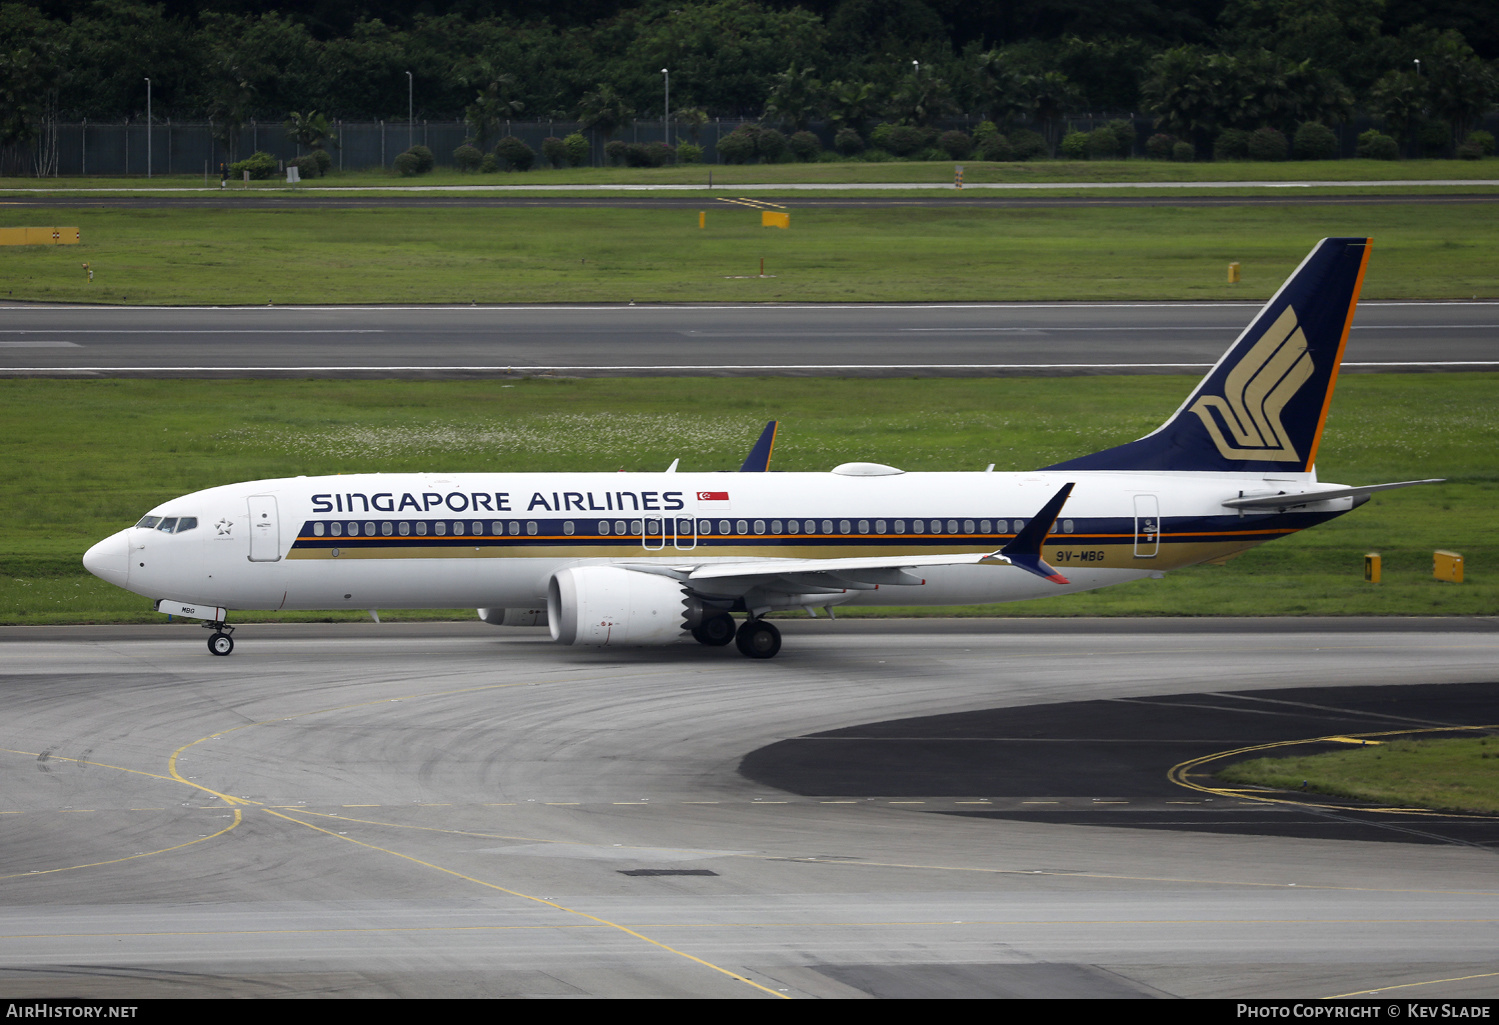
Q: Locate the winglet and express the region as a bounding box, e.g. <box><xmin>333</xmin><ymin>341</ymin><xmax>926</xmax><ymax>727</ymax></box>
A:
<box><xmin>991</xmin><ymin>483</ymin><xmax>1074</xmax><ymax>584</ymax></box>
<box><xmin>739</xmin><ymin>421</ymin><xmax>778</xmax><ymax>472</ymax></box>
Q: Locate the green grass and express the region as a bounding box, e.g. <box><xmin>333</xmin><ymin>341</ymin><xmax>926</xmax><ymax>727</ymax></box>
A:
<box><xmin>2</xmin><ymin>202</ymin><xmax>1497</xmax><ymax>305</ymax></box>
<box><xmin>1218</xmin><ymin>737</ymin><xmax>1499</xmax><ymax>815</ymax></box>
<box><xmin>2</xmin><ymin>158</ymin><xmax>1496</xmax><ymax>191</ymax></box>
<box><xmin>1</xmin><ymin>374</ymin><xmax>1494</xmax><ymax>624</ymax></box>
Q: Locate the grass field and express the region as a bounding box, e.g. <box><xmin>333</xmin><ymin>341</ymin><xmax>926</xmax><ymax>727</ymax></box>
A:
<box><xmin>1</xmin><ymin>202</ymin><xmax>1497</xmax><ymax>305</ymax></box>
<box><xmin>1219</xmin><ymin>736</ymin><xmax>1499</xmax><ymax>815</ymax></box>
<box><xmin>2</xmin><ymin>158</ymin><xmax>1496</xmax><ymax>190</ymax></box>
<box><xmin>2</xmin><ymin>374</ymin><xmax>1493</xmax><ymax>624</ymax></box>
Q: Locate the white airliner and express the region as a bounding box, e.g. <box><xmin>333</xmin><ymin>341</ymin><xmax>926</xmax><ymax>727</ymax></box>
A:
<box><xmin>83</xmin><ymin>237</ymin><xmax>1435</xmax><ymax>658</ymax></box>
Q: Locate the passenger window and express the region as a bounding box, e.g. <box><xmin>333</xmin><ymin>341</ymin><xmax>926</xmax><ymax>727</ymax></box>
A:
<box><xmin>787</xmin><ymin>520</ymin><xmax>799</xmax><ymax>534</ymax></box>
<box><xmin>821</xmin><ymin>520</ymin><xmax>833</xmax><ymax>534</ymax></box>
<box><xmin>491</xmin><ymin>521</ymin><xmax>501</xmax><ymax>536</ymax></box>
<box><xmin>875</xmin><ymin>520</ymin><xmax>885</xmax><ymax>534</ymax></box>
<box><xmin>858</xmin><ymin>520</ymin><xmax>868</xmax><ymax>534</ymax></box>
<box><xmin>995</xmin><ymin>520</ymin><xmax>1007</xmax><ymax>534</ymax></box>
<box><xmin>563</xmin><ymin>521</ymin><xmax>575</xmax><ymax>536</ymax></box>
<box><xmin>598</xmin><ymin>520</ymin><xmax>610</xmax><ymax>535</ymax></box>
<box><xmin>947</xmin><ymin>520</ymin><xmax>959</xmax><ymax>534</ymax></box>
<box><xmin>453</xmin><ymin>522</ymin><xmax>465</xmax><ymax>536</ymax></box>
<box><xmin>415</xmin><ymin>522</ymin><xmax>427</xmax><ymax>536</ymax></box>
<box><xmin>399</xmin><ymin>522</ymin><xmax>410</xmax><ymax>536</ymax></box>
<box><xmin>629</xmin><ymin>520</ymin><xmax>641</xmax><ymax>534</ymax></box>
<box><xmin>754</xmin><ymin>520</ymin><xmax>766</xmax><ymax>535</ymax></box>
<box><xmin>472</xmin><ymin>521</ymin><xmax>482</xmax><ymax>535</ymax></box>
<box><xmin>981</xmin><ymin>519</ymin><xmax>991</xmax><ymax>534</ymax></box>
<box><xmin>894</xmin><ymin>520</ymin><xmax>905</xmax><ymax>534</ymax></box>
<box><xmin>364</xmin><ymin>521</ymin><xmax>376</xmax><ymax>536</ymax></box>
<box><xmin>771</xmin><ymin>520</ymin><xmax>782</xmax><ymax>534</ymax></box>
<box><xmin>347</xmin><ymin>522</ymin><xmax>359</xmax><ymax>536</ymax></box>
<box><xmin>314</xmin><ymin>522</ymin><xmax>325</xmax><ymax>537</ymax></box>
<box><xmin>527</xmin><ymin>521</ymin><xmax>538</xmax><ymax>535</ymax></box>
<box><xmin>914</xmin><ymin>520</ymin><xmax>924</xmax><ymax>533</ymax></box>
<box><xmin>508</xmin><ymin>521</ymin><xmax>520</xmax><ymax>535</ymax></box>
<box><xmin>157</xmin><ymin>517</ymin><xmax>179</xmax><ymax>533</ymax></box>
<box><xmin>331</xmin><ymin>522</ymin><xmax>343</xmax><ymax>537</ymax></box>
<box><xmin>805</xmin><ymin>520</ymin><xmax>815</xmax><ymax>534</ymax></box>
<box><xmin>1014</xmin><ymin>519</ymin><xmax>1026</xmax><ymax>532</ymax></box>
<box><xmin>382</xmin><ymin>522</ymin><xmax>393</xmax><ymax>536</ymax></box>
<box><xmin>616</xmin><ymin>520</ymin><xmax>627</xmax><ymax>535</ymax></box>
<box><xmin>737</xmin><ymin>520</ymin><xmax>748</xmax><ymax>534</ymax></box>
<box><xmin>1063</xmin><ymin>519</ymin><xmax>1074</xmax><ymax>534</ymax></box>
<box><xmin>839</xmin><ymin>520</ymin><xmax>851</xmax><ymax>534</ymax></box>
<box><xmin>963</xmin><ymin>519</ymin><xmax>974</xmax><ymax>534</ymax></box>
<box><xmin>697</xmin><ymin>520</ymin><xmax>710</xmax><ymax>534</ymax></box>
<box><xmin>719</xmin><ymin>520</ymin><xmax>730</xmax><ymax>534</ymax></box>
<box><xmin>434</xmin><ymin>522</ymin><xmax>446</xmax><ymax>536</ymax></box>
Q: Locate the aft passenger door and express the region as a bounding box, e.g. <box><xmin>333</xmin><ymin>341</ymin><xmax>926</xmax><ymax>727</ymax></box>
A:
<box><xmin>247</xmin><ymin>495</ymin><xmax>281</xmax><ymax>562</ymax></box>
<box><xmin>1133</xmin><ymin>494</ymin><xmax>1160</xmax><ymax>558</ymax></box>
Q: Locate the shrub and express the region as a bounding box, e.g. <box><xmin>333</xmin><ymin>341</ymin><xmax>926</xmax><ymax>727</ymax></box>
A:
<box><xmin>1171</xmin><ymin>140</ymin><xmax>1195</xmax><ymax>162</ymax></box>
<box><xmin>645</xmin><ymin>141</ymin><xmax>676</xmax><ymax>167</ymax></box>
<box><xmin>1457</xmin><ymin>142</ymin><xmax>1483</xmax><ymax>160</ymax></box>
<box><xmin>1086</xmin><ymin>127</ymin><xmax>1120</xmax><ymax>159</ymax></box>
<box><xmin>1293</xmin><ymin>122</ymin><xmax>1339</xmax><ymax>161</ymax></box>
<box><xmin>540</xmin><ymin>136</ymin><xmax>567</xmax><ymax>169</ymax></box>
<box><xmin>453</xmin><ymin>143</ymin><xmax>482</xmax><ymax>172</ymax></box>
<box><xmin>407</xmin><ymin>144</ymin><xmax>435</xmax><ymax>174</ymax></box>
<box><xmin>756</xmin><ymin>127</ymin><xmax>788</xmax><ymax>162</ymax></box>
<box><xmin>1213</xmin><ymin>128</ymin><xmax>1251</xmax><ymax>161</ymax></box>
<box><xmin>1356</xmin><ymin>129</ymin><xmax>1399</xmax><ymax>160</ymax></box>
<box><xmin>677</xmin><ymin>141</ymin><xmax>703</xmax><ymax>164</ymax></box>
<box><xmin>834</xmin><ymin>128</ymin><xmax>864</xmax><ymax>156</ymax></box>
<box><xmin>1059</xmin><ymin>130</ymin><xmax>1090</xmax><ymax>159</ymax></box>
<box><xmin>603</xmin><ymin>139</ymin><xmax>629</xmax><ymax>165</ymax></box>
<box><xmin>392</xmin><ymin>150</ymin><xmax>421</xmax><ymax>176</ymax></box>
<box><xmin>938</xmin><ymin>130</ymin><xmax>972</xmax><ymax>160</ymax></box>
<box><xmin>229</xmin><ymin>151</ymin><xmax>277</xmax><ymax>180</ymax></box>
<box><xmin>1106</xmin><ymin>119</ymin><xmax>1135</xmax><ymax>157</ymax></box>
<box><xmin>479</xmin><ymin>153</ymin><xmax>499</xmax><ymax>173</ymax></box>
<box><xmin>309</xmin><ymin>149</ymin><xmax>332</xmax><ymax>176</ymax></box>
<box><xmin>1008</xmin><ymin>128</ymin><xmax>1047</xmax><ymax>161</ymax></box>
<box><xmin>1417</xmin><ymin>119</ymin><xmax>1451</xmax><ymax>155</ymax></box>
<box><xmin>1145</xmin><ymin>133</ymin><xmax>1176</xmax><ymax>160</ymax></box>
<box><xmin>789</xmin><ymin>130</ymin><xmax>821</xmax><ymax>161</ymax></box>
<box><xmin>716</xmin><ymin>126</ymin><xmax>758</xmax><ymax>164</ymax></box>
<box><xmin>495</xmin><ymin>136</ymin><xmax>535</xmax><ymax>171</ymax></box>
<box><xmin>977</xmin><ymin>132</ymin><xmax>1012</xmax><ymax>161</ymax></box>
<box><xmin>973</xmin><ymin>121</ymin><xmax>998</xmax><ymax>143</ymax></box>
<box><xmin>1465</xmin><ymin>130</ymin><xmax>1495</xmax><ymax>155</ymax></box>
<box><xmin>914</xmin><ymin>146</ymin><xmax>945</xmax><ymax>162</ymax></box>
<box><xmin>289</xmin><ymin>154</ymin><xmax>321</xmax><ymax>179</ymax></box>
<box><xmin>871</xmin><ymin>123</ymin><xmax>927</xmax><ymax>157</ymax></box>
<box><xmin>621</xmin><ymin>142</ymin><xmax>651</xmax><ymax>167</ymax></box>
<box><xmin>1246</xmin><ymin>126</ymin><xmax>1288</xmax><ymax>161</ymax></box>
<box><xmin>860</xmin><ymin>147</ymin><xmax>893</xmax><ymax>162</ymax></box>
<box><xmin>562</xmin><ymin>132</ymin><xmax>590</xmax><ymax>167</ymax></box>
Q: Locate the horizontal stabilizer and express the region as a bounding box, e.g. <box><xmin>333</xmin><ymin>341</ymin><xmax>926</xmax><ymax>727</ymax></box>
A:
<box><xmin>1222</xmin><ymin>478</ymin><xmax>1444</xmax><ymax>511</ymax></box>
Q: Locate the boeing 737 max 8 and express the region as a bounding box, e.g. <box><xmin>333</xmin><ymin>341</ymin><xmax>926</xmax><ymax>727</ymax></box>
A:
<box><xmin>83</xmin><ymin>237</ymin><xmax>1436</xmax><ymax>658</ymax></box>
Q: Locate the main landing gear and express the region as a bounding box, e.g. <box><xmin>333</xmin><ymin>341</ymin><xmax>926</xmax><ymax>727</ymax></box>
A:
<box><xmin>205</xmin><ymin>621</ymin><xmax>235</xmax><ymax>656</ymax></box>
<box><xmin>691</xmin><ymin>613</ymin><xmax>782</xmax><ymax>659</ymax></box>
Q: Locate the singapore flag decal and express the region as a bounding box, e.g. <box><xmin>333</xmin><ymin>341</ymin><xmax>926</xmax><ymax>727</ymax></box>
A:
<box><xmin>697</xmin><ymin>491</ymin><xmax>731</xmax><ymax>510</ymax></box>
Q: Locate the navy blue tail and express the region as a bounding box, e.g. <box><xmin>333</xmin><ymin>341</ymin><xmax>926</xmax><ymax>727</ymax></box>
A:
<box><xmin>1046</xmin><ymin>237</ymin><xmax>1371</xmax><ymax>474</ymax></box>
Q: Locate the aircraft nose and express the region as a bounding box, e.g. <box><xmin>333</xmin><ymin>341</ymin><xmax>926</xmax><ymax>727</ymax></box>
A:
<box><xmin>82</xmin><ymin>531</ymin><xmax>130</xmax><ymax>588</ymax></box>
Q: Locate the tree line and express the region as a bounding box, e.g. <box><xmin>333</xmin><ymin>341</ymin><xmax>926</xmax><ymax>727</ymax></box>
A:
<box><xmin>2</xmin><ymin>0</ymin><xmax>1495</xmax><ymax>164</ymax></box>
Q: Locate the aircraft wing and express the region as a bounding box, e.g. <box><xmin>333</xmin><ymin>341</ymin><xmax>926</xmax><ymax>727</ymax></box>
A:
<box><xmin>619</xmin><ymin>482</ymin><xmax>1077</xmax><ymax>597</ymax></box>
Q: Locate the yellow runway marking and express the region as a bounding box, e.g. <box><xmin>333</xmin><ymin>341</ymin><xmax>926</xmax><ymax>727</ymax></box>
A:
<box><xmin>1326</xmin><ymin>969</ymin><xmax>1499</xmax><ymax>998</ymax></box>
<box><xmin>1167</xmin><ymin>723</ymin><xmax>1499</xmax><ymax>816</ymax></box>
<box><xmin>265</xmin><ymin>807</ymin><xmax>788</xmax><ymax>999</ymax></box>
<box><xmin>0</xmin><ymin>810</ymin><xmax>242</xmax><ymax>882</ymax></box>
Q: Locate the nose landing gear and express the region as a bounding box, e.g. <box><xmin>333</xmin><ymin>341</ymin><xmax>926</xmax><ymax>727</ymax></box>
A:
<box><xmin>205</xmin><ymin>621</ymin><xmax>235</xmax><ymax>656</ymax></box>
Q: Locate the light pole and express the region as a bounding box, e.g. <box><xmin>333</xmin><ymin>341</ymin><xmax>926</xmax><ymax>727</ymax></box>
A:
<box><xmin>661</xmin><ymin>68</ymin><xmax>670</xmax><ymax>147</ymax></box>
<box><xmin>1413</xmin><ymin>58</ymin><xmax>1422</xmax><ymax>75</ymax></box>
<box><xmin>144</xmin><ymin>77</ymin><xmax>151</xmax><ymax>178</ymax></box>
<box><xmin>406</xmin><ymin>71</ymin><xmax>414</xmax><ymax>149</ymax></box>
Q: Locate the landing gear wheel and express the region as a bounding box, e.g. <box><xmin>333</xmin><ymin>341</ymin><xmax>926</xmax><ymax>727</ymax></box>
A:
<box><xmin>734</xmin><ymin>618</ymin><xmax>781</xmax><ymax>659</ymax></box>
<box><xmin>208</xmin><ymin>632</ymin><xmax>234</xmax><ymax>656</ymax></box>
<box><xmin>692</xmin><ymin>613</ymin><xmax>736</xmax><ymax>647</ymax></box>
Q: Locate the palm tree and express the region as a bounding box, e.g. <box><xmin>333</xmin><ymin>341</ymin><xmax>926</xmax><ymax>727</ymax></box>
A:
<box><xmin>465</xmin><ymin>74</ymin><xmax>525</xmax><ymax>154</ymax></box>
<box><xmin>763</xmin><ymin>63</ymin><xmax>822</xmax><ymax>132</ymax></box>
<box><xmin>283</xmin><ymin>110</ymin><xmax>335</xmax><ymax>154</ymax></box>
<box><xmin>578</xmin><ymin>83</ymin><xmax>634</xmax><ymax>150</ymax></box>
<box><xmin>825</xmin><ymin>80</ymin><xmax>880</xmax><ymax>137</ymax></box>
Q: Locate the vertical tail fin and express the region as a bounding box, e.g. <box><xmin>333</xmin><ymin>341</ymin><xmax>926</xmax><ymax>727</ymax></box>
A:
<box><xmin>739</xmin><ymin>421</ymin><xmax>778</xmax><ymax>472</ymax></box>
<box><xmin>1046</xmin><ymin>237</ymin><xmax>1371</xmax><ymax>474</ymax></box>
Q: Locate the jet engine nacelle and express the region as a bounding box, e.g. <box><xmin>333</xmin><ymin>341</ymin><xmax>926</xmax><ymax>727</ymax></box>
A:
<box><xmin>547</xmin><ymin>565</ymin><xmax>691</xmax><ymax>646</ymax></box>
<box><xmin>477</xmin><ymin>607</ymin><xmax>548</xmax><ymax>627</ymax></box>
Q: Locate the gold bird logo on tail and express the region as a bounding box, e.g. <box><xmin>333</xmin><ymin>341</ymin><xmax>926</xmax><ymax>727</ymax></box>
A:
<box><xmin>1188</xmin><ymin>306</ymin><xmax>1314</xmax><ymax>462</ymax></box>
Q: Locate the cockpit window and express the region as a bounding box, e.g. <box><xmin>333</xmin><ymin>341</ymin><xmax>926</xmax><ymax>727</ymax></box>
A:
<box><xmin>149</xmin><ymin>516</ymin><xmax>197</xmax><ymax>534</ymax></box>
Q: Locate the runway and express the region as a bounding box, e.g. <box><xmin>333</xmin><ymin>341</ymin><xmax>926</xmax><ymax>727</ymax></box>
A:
<box><xmin>2</xmin><ymin>619</ymin><xmax>1496</xmax><ymax>999</ymax></box>
<box><xmin>2</xmin><ymin>301</ymin><xmax>1497</xmax><ymax>378</ymax></box>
